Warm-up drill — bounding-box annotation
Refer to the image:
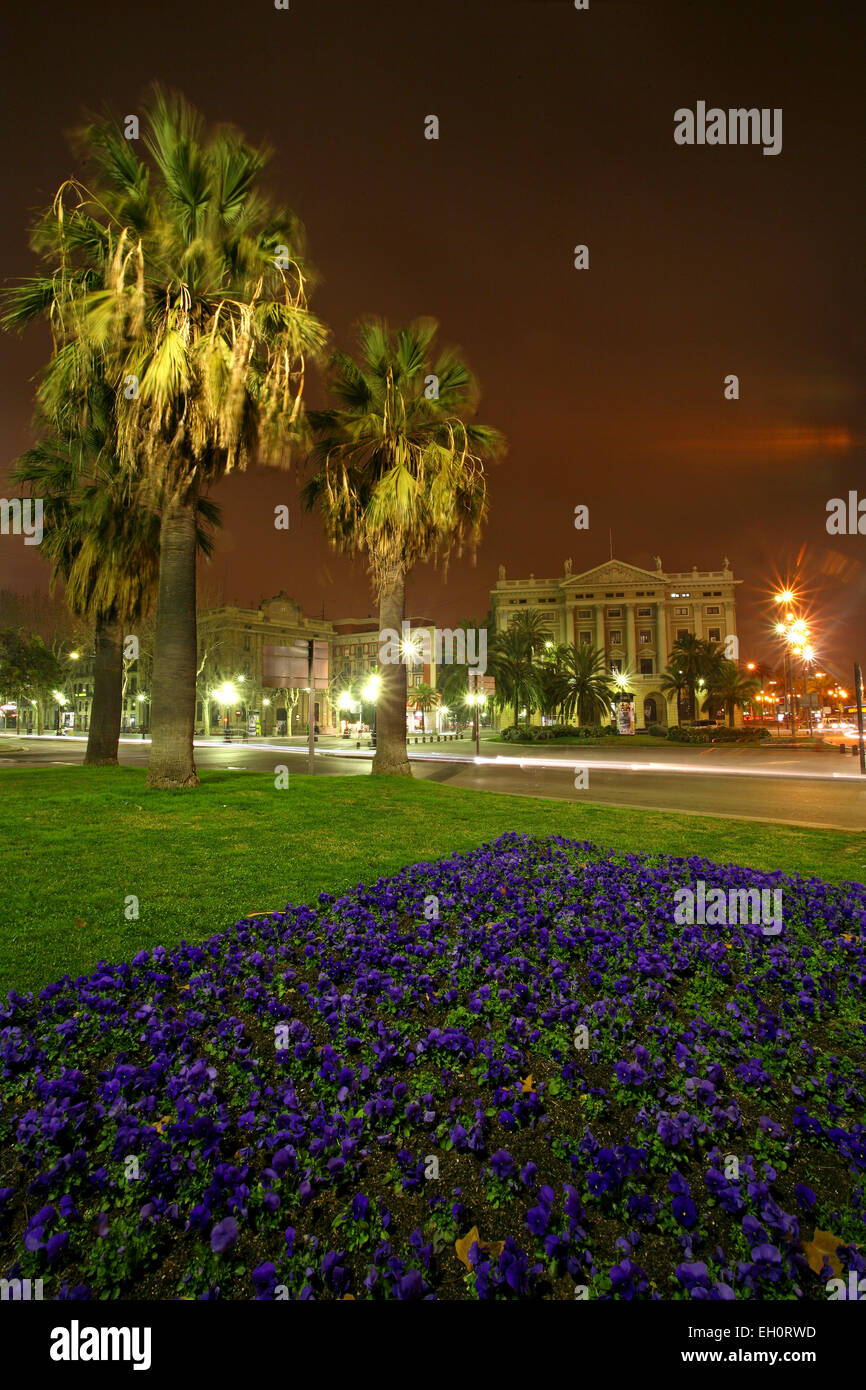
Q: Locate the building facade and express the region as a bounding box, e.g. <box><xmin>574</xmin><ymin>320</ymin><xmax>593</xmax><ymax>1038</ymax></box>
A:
<box><xmin>491</xmin><ymin>556</ymin><xmax>740</xmax><ymax>729</ymax></box>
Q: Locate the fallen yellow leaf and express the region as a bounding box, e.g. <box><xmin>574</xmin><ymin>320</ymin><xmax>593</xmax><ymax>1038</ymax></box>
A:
<box><xmin>520</xmin><ymin>1074</ymin><xmax>534</xmax><ymax>1093</ymax></box>
<box><xmin>455</xmin><ymin>1226</ymin><xmax>505</xmax><ymax>1271</ymax></box>
<box><xmin>801</xmin><ymin>1228</ymin><xmax>846</xmax><ymax>1278</ymax></box>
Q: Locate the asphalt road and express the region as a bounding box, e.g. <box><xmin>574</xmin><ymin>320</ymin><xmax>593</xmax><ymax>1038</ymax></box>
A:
<box><xmin>3</xmin><ymin>733</ymin><xmax>865</xmax><ymax>830</ymax></box>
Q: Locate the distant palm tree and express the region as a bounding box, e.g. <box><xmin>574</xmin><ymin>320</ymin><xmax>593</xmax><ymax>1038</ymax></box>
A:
<box><xmin>4</xmin><ymin>87</ymin><xmax>326</xmax><ymax>788</ymax></box>
<box><xmin>557</xmin><ymin>644</ymin><xmax>616</xmax><ymax>725</ymax></box>
<box><xmin>705</xmin><ymin>660</ymin><xmax>760</xmax><ymax>728</ymax></box>
<box><xmin>488</xmin><ymin>626</ymin><xmax>543</xmax><ymax>728</ymax></box>
<box><xmin>509</xmin><ymin>610</ymin><xmax>551</xmax><ymax>665</ymax></box>
<box><xmin>304</xmin><ymin>318</ymin><xmax>504</xmax><ymax>775</ymax></box>
<box><xmin>435</xmin><ymin>614</ymin><xmax>492</xmax><ymax>710</ymax></box>
<box><xmin>408</xmin><ymin>682</ymin><xmax>438</xmax><ymax>731</ymax></box>
<box><xmin>668</xmin><ymin>634</ymin><xmax>722</xmax><ymax>721</ymax></box>
<box><xmin>660</xmin><ymin>664</ymin><xmax>689</xmax><ymax>726</ymax></box>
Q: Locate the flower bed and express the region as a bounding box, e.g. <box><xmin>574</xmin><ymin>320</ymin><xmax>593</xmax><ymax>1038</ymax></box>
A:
<box><xmin>1</xmin><ymin>833</ymin><xmax>864</xmax><ymax>1300</ymax></box>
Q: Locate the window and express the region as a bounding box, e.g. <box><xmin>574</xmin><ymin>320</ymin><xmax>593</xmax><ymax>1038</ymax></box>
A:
<box><xmin>639</xmin><ymin>629</ymin><xmax>651</xmax><ymax>644</ymax></box>
<box><xmin>637</xmin><ymin>607</ymin><xmax>652</xmax><ymax>617</ymax></box>
<box><xmin>579</xmin><ymin>631</ymin><xmax>592</xmax><ymax>645</ymax></box>
<box><xmin>705</xmin><ymin>605</ymin><xmax>720</xmax><ymax>615</ymax></box>
<box><xmin>677</xmin><ymin>628</ymin><xmax>689</xmax><ymax>640</ymax></box>
<box><xmin>674</xmin><ymin>606</ymin><xmax>689</xmax><ymax>616</ymax></box>
<box><xmin>608</xmin><ymin>607</ymin><xmax>622</xmax><ymax>618</ymax></box>
<box><xmin>577</xmin><ymin>608</ymin><xmax>592</xmax><ymax>619</ymax></box>
<box><xmin>243</xmin><ymin>633</ymin><xmax>251</xmax><ymax>651</ymax></box>
<box><xmin>609</xmin><ymin>630</ymin><xmax>622</xmax><ymax>644</ymax></box>
<box><xmin>610</xmin><ymin>659</ymin><xmax>622</xmax><ymax>675</ymax></box>
<box><xmin>640</xmin><ymin>659</ymin><xmax>653</xmax><ymax>675</ymax></box>
<box><xmin>708</xmin><ymin>627</ymin><xmax>721</xmax><ymax>643</ymax></box>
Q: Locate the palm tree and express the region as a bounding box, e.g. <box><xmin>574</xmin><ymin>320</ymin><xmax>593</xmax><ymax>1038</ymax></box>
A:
<box><xmin>705</xmin><ymin>660</ymin><xmax>760</xmax><ymax>729</ymax></box>
<box><xmin>509</xmin><ymin>610</ymin><xmax>551</xmax><ymax>664</ymax></box>
<box><xmin>435</xmin><ymin>614</ymin><xmax>492</xmax><ymax>711</ymax></box>
<box><xmin>488</xmin><ymin>626</ymin><xmax>544</xmax><ymax>729</ymax></box>
<box><xmin>4</xmin><ymin>88</ymin><xmax>326</xmax><ymax>788</ymax></box>
<box><xmin>408</xmin><ymin>682</ymin><xmax>438</xmax><ymax>732</ymax></box>
<box><xmin>668</xmin><ymin>633</ymin><xmax>723</xmax><ymax>721</ymax></box>
<box><xmin>557</xmin><ymin>644</ymin><xmax>616</xmax><ymax>726</ymax></box>
<box><xmin>304</xmin><ymin>318</ymin><xmax>504</xmax><ymax>775</ymax></box>
<box><xmin>660</xmin><ymin>664</ymin><xmax>689</xmax><ymax>726</ymax></box>
<box><xmin>14</xmin><ymin>420</ymin><xmax>157</xmax><ymax>765</ymax></box>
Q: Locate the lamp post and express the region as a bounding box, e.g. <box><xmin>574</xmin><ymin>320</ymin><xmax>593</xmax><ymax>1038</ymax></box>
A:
<box><xmin>213</xmin><ymin>682</ymin><xmax>238</xmax><ymax>741</ymax></box>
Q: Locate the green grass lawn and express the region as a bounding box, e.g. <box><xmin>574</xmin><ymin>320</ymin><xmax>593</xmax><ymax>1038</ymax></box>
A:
<box><xmin>1</xmin><ymin>765</ymin><xmax>863</xmax><ymax>996</ymax></box>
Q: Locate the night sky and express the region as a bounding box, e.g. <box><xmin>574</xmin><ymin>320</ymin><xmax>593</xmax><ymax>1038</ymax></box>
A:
<box><xmin>1</xmin><ymin>0</ymin><xmax>863</xmax><ymax>670</ymax></box>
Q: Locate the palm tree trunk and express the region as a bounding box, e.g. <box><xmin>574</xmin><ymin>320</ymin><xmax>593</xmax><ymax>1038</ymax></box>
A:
<box><xmin>147</xmin><ymin>495</ymin><xmax>200</xmax><ymax>789</ymax></box>
<box><xmin>84</xmin><ymin>610</ymin><xmax>123</xmax><ymax>765</ymax></box>
<box><xmin>372</xmin><ymin>563</ymin><xmax>411</xmax><ymax>776</ymax></box>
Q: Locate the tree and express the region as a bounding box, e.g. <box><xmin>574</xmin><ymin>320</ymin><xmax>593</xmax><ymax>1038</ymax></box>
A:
<box><xmin>660</xmin><ymin>664</ymin><xmax>689</xmax><ymax>726</ymax></box>
<box><xmin>705</xmin><ymin>660</ymin><xmax>760</xmax><ymax>728</ymax></box>
<box><xmin>408</xmin><ymin>681</ymin><xmax>438</xmax><ymax>731</ymax></box>
<box><xmin>509</xmin><ymin>610</ymin><xmax>551</xmax><ymax>665</ymax></box>
<box><xmin>0</xmin><ymin>628</ymin><xmax>64</xmax><ymax>732</ymax></box>
<box><xmin>435</xmin><ymin>614</ymin><xmax>492</xmax><ymax>712</ymax></box>
<box><xmin>304</xmin><ymin>318</ymin><xmax>503</xmax><ymax>775</ymax></box>
<box><xmin>5</xmin><ymin>87</ymin><xmax>326</xmax><ymax>788</ymax></box>
<box><xmin>666</xmin><ymin>634</ymin><xmax>723</xmax><ymax>722</ymax></box>
<box><xmin>488</xmin><ymin>625</ymin><xmax>544</xmax><ymax>729</ymax></box>
<box><xmin>556</xmin><ymin>643</ymin><xmax>616</xmax><ymax>726</ymax></box>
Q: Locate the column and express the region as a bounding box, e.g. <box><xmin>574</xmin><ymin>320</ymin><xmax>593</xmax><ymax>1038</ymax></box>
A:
<box><xmin>595</xmin><ymin>605</ymin><xmax>605</xmax><ymax>659</ymax></box>
<box><xmin>655</xmin><ymin>602</ymin><xmax>666</xmax><ymax>668</ymax></box>
<box><xmin>625</xmin><ymin>603</ymin><xmax>636</xmax><ymax>674</ymax></box>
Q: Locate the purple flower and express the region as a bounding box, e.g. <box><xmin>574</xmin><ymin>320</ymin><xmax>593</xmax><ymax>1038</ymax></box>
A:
<box><xmin>490</xmin><ymin>1149</ymin><xmax>514</xmax><ymax>1180</ymax></box>
<box><xmin>672</xmin><ymin>1195</ymin><xmax>697</xmax><ymax>1229</ymax></box>
<box><xmin>210</xmin><ymin>1217</ymin><xmax>240</xmax><ymax>1254</ymax></box>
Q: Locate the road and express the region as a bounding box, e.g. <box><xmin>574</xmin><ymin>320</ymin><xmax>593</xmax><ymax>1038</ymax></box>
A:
<box><xmin>3</xmin><ymin>732</ymin><xmax>865</xmax><ymax>830</ymax></box>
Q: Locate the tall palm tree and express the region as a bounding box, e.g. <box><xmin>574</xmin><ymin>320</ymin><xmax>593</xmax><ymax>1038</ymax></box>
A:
<box><xmin>660</xmin><ymin>664</ymin><xmax>689</xmax><ymax>726</ymax></box>
<box><xmin>509</xmin><ymin>610</ymin><xmax>551</xmax><ymax>664</ymax></box>
<box><xmin>705</xmin><ymin>659</ymin><xmax>760</xmax><ymax>729</ymax></box>
<box><xmin>557</xmin><ymin>644</ymin><xmax>616</xmax><ymax>726</ymax></box>
<box><xmin>14</xmin><ymin>421</ymin><xmax>220</xmax><ymax>763</ymax></box>
<box><xmin>14</xmin><ymin>420</ymin><xmax>157</xmax><ymax>765</ymax></box>
<box><xmin>435</xmin><ymin>614</ymin><xmax>492</xmax><ymax>710</ymax></box>
<box><xmin>488</xmin><ymin>625</ymin><xmax>544</xmax><ymax>729</ymax></box>
<box><xmin>408</xmin><ymin>682</ymin><xmax>438</xmax><ymax>731</ymax></box>
<box><xmin>3</xmin><ymin>87</ymin><xmax>326</xmax><ymax>788</ymax></box>
<box><xmin>668</xmin><ymin>633</ymin><xmax>719</xmax><ymax>721</ymax></box>
<box><xmin>304</xmin><ymin>318</ymin><xmax>503</xmax><ymax>775</ymax></box>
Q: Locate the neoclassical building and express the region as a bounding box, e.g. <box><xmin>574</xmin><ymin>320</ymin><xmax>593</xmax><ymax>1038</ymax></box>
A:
<box><xmin>490</xmin><ymin>557</ymin><xmax>741</xmax><ymax>729</ymax></box>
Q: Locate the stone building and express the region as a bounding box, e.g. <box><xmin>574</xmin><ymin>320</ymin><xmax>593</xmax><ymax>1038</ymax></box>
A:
<box><xmin>490</xmin><ymin>557</ymin><xmax>740</xmax><ymax>729</ymax></box>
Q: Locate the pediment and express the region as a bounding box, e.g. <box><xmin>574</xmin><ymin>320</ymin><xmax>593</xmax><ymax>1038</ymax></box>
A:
<box><xmin>562</xmin><ymin>560</ymin><xmax>663</xmax><ymax>588</ymax></box>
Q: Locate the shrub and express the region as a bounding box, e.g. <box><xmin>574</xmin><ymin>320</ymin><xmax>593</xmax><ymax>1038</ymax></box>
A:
<box><xmin>646</xmin><ymin>723</ymin><xmax>668</xmax><ymax>738</ymax></box>
<box><xmin>667</xmin><ymin>725</ymin><xmax>709</xmax><ymax>744</ymax></box>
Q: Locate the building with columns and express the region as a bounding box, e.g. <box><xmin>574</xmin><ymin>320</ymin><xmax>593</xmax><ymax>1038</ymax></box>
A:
<box><xmin>490</xmin><ymin>557</ymin><xmax>741</xmax><ymax>729</ymax></box>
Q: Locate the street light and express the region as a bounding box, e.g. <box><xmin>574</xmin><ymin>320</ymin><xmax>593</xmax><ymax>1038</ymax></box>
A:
<box><xmin>467</xmin><ymin>686</ymin><xmax>486</xmax><ymax>757</ymax></box>
<box><xmin>213</xmin><ymin>681</ymin><xmax>238</xmax><ymax>740</ymax></box>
